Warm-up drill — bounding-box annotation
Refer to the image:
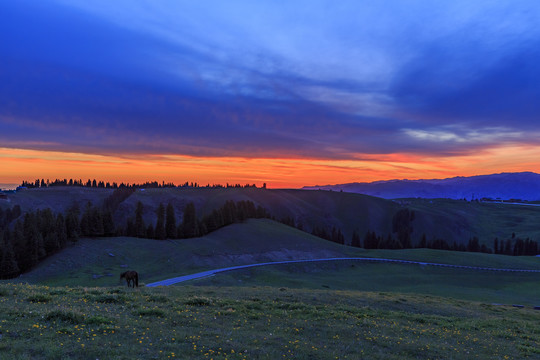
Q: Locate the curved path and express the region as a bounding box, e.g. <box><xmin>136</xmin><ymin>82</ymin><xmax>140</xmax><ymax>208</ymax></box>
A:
<box><xmin>145</xmin><ymin>257</ymin><xmax>540</xmax><ymax>287</ymax></box>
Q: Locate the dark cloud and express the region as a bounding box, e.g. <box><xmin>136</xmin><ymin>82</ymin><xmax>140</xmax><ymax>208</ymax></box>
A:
<box><xmin>0</xmin><ymin>2</ymin><xmax>404</xmax><ymax>159</ymax></box>
<box><xmin>2</xmin><ymin>1</ymin><xmax>540</xmax><ymax>163</ymax></box>
<box><xmin>390</xmin><ymin>37</ymin><xmax>540</xmax><ymax>127</ymax></box>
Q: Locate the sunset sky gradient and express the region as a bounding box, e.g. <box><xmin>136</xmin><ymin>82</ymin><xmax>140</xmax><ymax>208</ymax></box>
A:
<box><xmin>2</xmin><ymin>1</ymin><xmax>540</xmax><ymax>188</ymax></box>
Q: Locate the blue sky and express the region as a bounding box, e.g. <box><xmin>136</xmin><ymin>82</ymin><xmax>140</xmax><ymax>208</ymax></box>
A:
<box><xmin>1</xmin><ymin>0</ymin><xmax>540</xmax><ymax>185</ymax></box>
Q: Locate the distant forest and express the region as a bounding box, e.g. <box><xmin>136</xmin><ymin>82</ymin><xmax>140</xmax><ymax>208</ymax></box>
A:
<box><xmin>1</xmin><ymin>187</ymin><xmax>539</xmax><ymax>279</ymax></box>
<box><xmin>19</xmin><ymin>178</ymin><xmax>266</xmax><ymax>189</ymax></box>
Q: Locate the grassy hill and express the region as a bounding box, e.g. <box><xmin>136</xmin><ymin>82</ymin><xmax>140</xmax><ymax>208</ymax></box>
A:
<box><xmin>12</xmin><ymin>219</ymin><xmax>540</xmax><ymax>306</ymax></box>
<box><xmin>407</xmin><ymin>198</ymin><xmax>540</xmax><ymax>244</ymax></box>
<box><xmin>1</xmin><ymin>186</ymin><xmax>113</xmax><ymax>213</ymax></box>
<box><xmin>110</xmin><ymin>187</ymin><xmax>401</xmax><ymax>242</ymax></box>
<box><xmin>15</xmin><ymin>219</ymin><xmax>358</xmax><ymax>287</ymax></box>
<box><xmin>2</xmin><ymin>186</ymin><xmax>397</xmax><ymax>241</ymax></box>
<box><xmin>5</xmin><ymin>186</ymin><xmax>540</xmax><ymax>248</ymax></box>
<box><xmin>1</xmin><ymin>283</ymin><xmax>539</xmax><ymax>359</ymax></box>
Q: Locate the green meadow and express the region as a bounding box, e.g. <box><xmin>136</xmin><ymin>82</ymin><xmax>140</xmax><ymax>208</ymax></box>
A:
<box><xmin>407</xmin><ymin>198</ymin><xmax>540</xmax><ymax>245</ymax></box>
<box><xmin>197</xmin><ymin>260</ymin><xmax>540</xmax><ymax>306</ymax></box>
<box><xmin>1</xmin><ymin>284</ymin><xmax>540</xmax><ymax>359</ymax></box>
<box><xmin>13</xmin><ymin>220</ymin><xmax>540</xmax><ymax>306</ymax></box>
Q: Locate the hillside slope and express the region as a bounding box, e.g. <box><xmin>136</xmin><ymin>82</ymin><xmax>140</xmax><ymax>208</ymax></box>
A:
<box><xmin>4</xmin><ymin>186</ymin><xmax>540</xmax><ymax>247</ymax></box>
<box><xmin>407</xmin><ymin>198</ymin><xmax>540</xmax><ymax>243</ymax></box>
<box><xmin>16</xmin><ymin>219</ymin><xmax>360</xmax><ymax>286</ymax></box>
<box><xmin>4</xmin><ymin>186</ymin><xmax>399</xmax><ymax>243</ymax></box>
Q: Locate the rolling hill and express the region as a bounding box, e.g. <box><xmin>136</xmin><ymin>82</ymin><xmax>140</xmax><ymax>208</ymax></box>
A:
<box><xmin>3</xmin><ymin>185</ymin><xmax>540</xmax><ymax>247</ymax></box>
<box><xmin>11</xmin><ymin>218</ymin><xmax>540</xmax><ymax>306</ymax></box>
<box><xmin>16</xmin><ymin>219</ymin><xmax>358</xmax><ymax>286</ymax></box>
<box><xmin>2</xmin><ymin>186</ymin><xmax>398</xmax><ymax>243</ymax></box>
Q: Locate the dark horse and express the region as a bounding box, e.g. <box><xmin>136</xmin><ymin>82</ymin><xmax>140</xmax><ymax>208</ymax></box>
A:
<box><xmin>120</xmin><ymin>270</ymin><xmax>139</xmax><ymax>288</ymax></box>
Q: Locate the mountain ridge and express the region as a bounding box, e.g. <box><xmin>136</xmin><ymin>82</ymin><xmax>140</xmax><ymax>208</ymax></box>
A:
<box><xmin>303</xmin><ymin>172</ymin><xmax>540</xmax><ymax>200</ymax></box>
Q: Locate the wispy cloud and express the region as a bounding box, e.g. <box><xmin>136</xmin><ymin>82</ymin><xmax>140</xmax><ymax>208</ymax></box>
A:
<box><xmin>403</xmin><ymin>126</ymin><xmax>525</xmax><ymax>144</ymax></box>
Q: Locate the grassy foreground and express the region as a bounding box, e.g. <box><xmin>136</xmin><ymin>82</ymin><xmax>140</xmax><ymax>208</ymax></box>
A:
<box><xmin>1</xmin><ymin>283</ymin><xmax>540</xmax><ymax>359</ymax></box>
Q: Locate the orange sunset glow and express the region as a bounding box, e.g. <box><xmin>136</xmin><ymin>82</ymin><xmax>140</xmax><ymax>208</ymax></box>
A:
<box><xmin>2</xmin><ymin>1</ymin><xmax>540</xmax><ymax>189</ymax></box>
<box><xmin>2</xmin><ymin>146</ymin><xmax>540</xmax><ymax>189</ymax></box>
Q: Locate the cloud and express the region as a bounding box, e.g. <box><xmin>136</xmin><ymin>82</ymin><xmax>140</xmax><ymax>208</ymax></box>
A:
<box><xmin>403</xmin><ymin>126</ymin><xmax>525</xmax><ymax>144</ymax></box>
<box><xmin>389</xmin><ymin>1</ymin><xmax>540</xmax><ymax>127</ymax></box>
<box><xmin>1</xmin><ymin>0</ymin><xmax>540</xmax><ymax>165</ymax></box>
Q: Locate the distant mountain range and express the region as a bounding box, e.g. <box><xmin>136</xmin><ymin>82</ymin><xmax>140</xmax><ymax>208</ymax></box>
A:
<box><xmin>0</xmin><ymin>183</ymin><xmax>18</xmax><ymax>191</ymax></box>
<box><xmin>303</xmin><ymin>172</ymin><xmax>540</xmax><ymax>200</ymax></box>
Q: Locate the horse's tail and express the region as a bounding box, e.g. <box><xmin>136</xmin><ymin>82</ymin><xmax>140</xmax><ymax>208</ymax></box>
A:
<box><xmin>135</xmin><ymin>273</ymin><xmax>139</xmax><ymax>287</ymax></box>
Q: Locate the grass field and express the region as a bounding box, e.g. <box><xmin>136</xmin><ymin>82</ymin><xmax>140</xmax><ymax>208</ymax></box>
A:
<box><xmin>3</xmin><ymin>218</ymin><xmax>540</xmax><ymax>359</ymax></box>
<box><xmin>11</xmin><ymin>220</ymin><xmax>540</xmax><ymax>306</ymax></box>
<box><xmin>15</xmin><ymin>220</ymin><xmax>355</xmax><ymax>286</ymax></box>
<box><xmin>408</xmin><ymin>198</ymin><xmax>540</xmax><ymax>245</ymax></box>
<box><xmin>195</xmin><ymin>261</ymin><xmax>540</xmax><ymax>306</ymax></box>
<box><xmin>1</xmin><ymin>283</ymin><xmax>540</xmax><ymax>359</ymax></box>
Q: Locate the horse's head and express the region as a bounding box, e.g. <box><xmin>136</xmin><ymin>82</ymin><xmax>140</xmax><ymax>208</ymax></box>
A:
<box><xmin>119</xmin><ymin>271</ymin><xmax>126</xmax><ymax>279</ymax></box>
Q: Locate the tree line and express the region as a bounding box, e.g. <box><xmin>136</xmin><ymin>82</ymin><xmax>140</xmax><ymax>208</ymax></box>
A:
<box><xmin>20</xmin><ymin>179</ymin><xmax>266</xmax><ymax>190</ymax></box>
<box><xmin>0</xmin><ymin>208</ymin><xmax>74</xmax><ymax>279</ymax></box>
<box><xmin>122</xmin><ymin>199</ymin><xmax>272</xmax><ymax>240</ymax></box>
<box><xmin>493</xmin><ymin>234</ymin><xmax>539</xmax><ymax>256</ymax></box>
<box><xmin>279</xmin><ymin>208</ymin><xmax>540</xmax><ymax>256</ymax></box>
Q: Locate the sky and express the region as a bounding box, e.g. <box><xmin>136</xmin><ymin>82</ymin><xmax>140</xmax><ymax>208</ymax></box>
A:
<box><xmin>1</xmin><ymin>0</ymin><xmax>540</xmax><ymax>188</ymax></box>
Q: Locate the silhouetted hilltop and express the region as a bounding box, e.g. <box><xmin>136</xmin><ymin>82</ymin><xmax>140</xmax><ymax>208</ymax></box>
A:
<box><xmin>304</xmin><ymin>172</ymin><xmax>540</xmax><ymax>200</ymax></box>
